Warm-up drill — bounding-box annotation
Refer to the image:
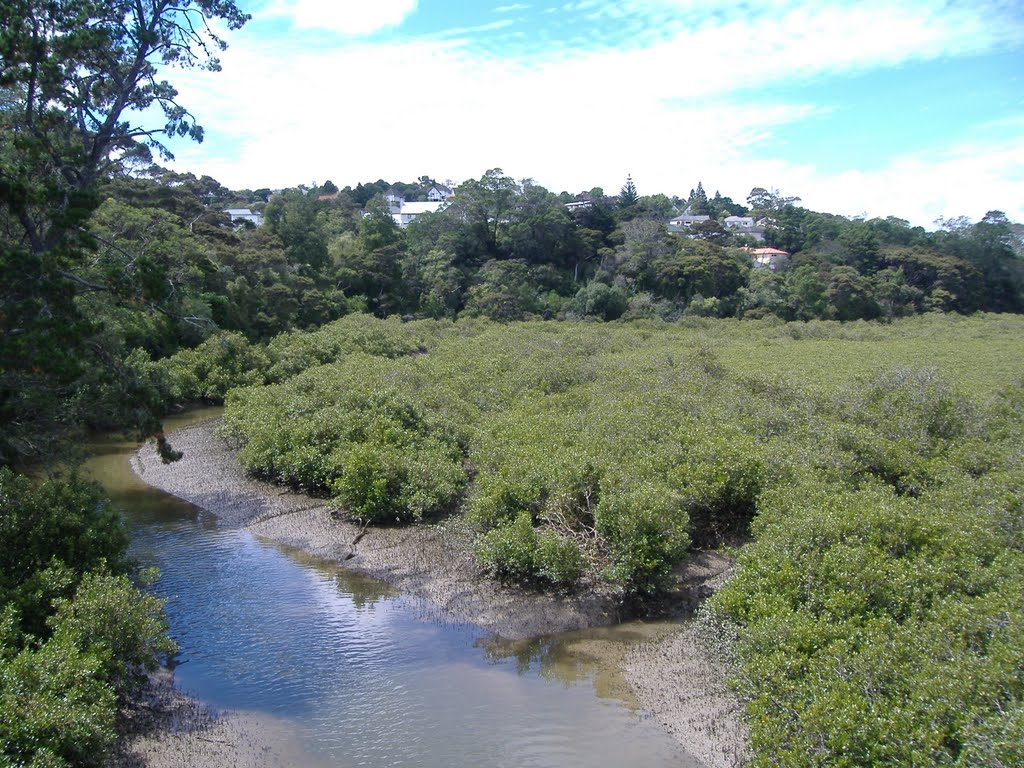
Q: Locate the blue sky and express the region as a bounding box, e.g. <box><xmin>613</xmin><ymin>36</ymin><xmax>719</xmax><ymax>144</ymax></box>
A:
<box><xmin>163</xmin><ymin>0</ymin><xmax>1024</xmax><ymax>226</ymax></box>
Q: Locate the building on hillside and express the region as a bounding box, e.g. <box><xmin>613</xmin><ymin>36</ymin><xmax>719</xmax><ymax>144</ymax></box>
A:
<box><xmin>565</xmin><ymin>199</ymin><xmax>593</xmax><ymax>212</ymax></box>
<box><xmin>427</xmin><ymin>184</ymin><xmax>454</xmax><ymax>202</ymax></box>
<box><xmin>666</xmin><ymin>213</ymin><xmax>712</xmax><ymax>237</ymax></box>
<box><xmin>669</xmin><ymin>213</ymin><xmax>711</xmax><ymax>227</ymax></box>
<box><xmin>745</xmin><ymin>246</ymin><xmax>790</xmax><ymax>270</ymax></box>
<box><xmin>392</xmin><ymin>200</ymin><xmax>447</xmax><ymax>227</ymax></box>
<box><xmin>723</xmin><ymin>215</ymin><xmax>765</xmax><ymax>241</ymax></box>
<box><xmin>223</xmin><ymin>208</ymin><xmax>263</xmax><ymax>226</ymax></box>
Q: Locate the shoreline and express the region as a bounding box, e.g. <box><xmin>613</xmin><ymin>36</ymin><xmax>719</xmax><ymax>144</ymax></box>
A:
<box><xmin>110</xmin><ymin>669</ymin><xmax>329</xmax><ymax>768</ymax></box>
<box><xmin>124</xmin><ymin>417</ymin><xmax>748</xmax><ymax>767</ymax></box>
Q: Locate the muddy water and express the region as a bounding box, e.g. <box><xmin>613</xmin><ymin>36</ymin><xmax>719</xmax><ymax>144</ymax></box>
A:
<box><xmin>87</xmin><ymin>410</ymin><xmax>702</xmax><ymax>768</ymax></box>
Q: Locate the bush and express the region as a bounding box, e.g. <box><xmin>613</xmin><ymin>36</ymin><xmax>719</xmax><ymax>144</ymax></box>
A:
<box><xmin>216</xmin><ymin>315</ymin><xmax>1024</xmax><ymax>764</ymax></box>
<box><xmin>0</xmin><ymin>471</ymin><xmax>175</xmax><ymax>768</ymax></box>
<box><xmin>0</xmin><ymin>470</ymin><xmax>129</xmax><ymax>637</ymax></box>
<box><xmin>535</xmin><ymin>530</ymin><xmax>586</xmax><ymax>586</ymax></box>
<box><xmin>265</xmin><ymin>313</ymin><xmax>437</xmax><ymax>382</ymax></box>
<box><xmin>329</xmin><ymin>437</ymin><xmax>465</xmax><ymax>524</ymax></box>
<box><xmin>477</xmin><ymin>512</ymin><xmax>538</xmax><ymax>584</ymax></box>
<box><xmin>0</xmin><ymin>632</ymin><xmax>117</xmax><ymax>768</ymax></box>
<box><xmin>224</xmin><ymin>357</ymin><xmax>467</xmax><ymax>520</ymax></box>
<box><xmin>596</xmin><ymin>481</ymin><xmax>690</xmax><ymax>595</ymax></box>
<box><xmin>49</xmin><ymin>570</ymin><xmax>176</xmax><ymax>691</ymax></box>
<box><xmin>712</xmin><ymin>477</ymin><xmax>1024</xmax><ymax>766</ymax></box>
<box><xmin>477</xmin><ymin>512</ymin><xmax>584</xmax><ymax>590</ymax></box>
<box><xmin>842</xmin><ymin>367</ymin><xmax>969</xmax><ymax>449</ymax></box>
<box><xmin>155</xmin><ymin>331</ymin><xmax>270</xmax><ymax>403</ymax></box>
<box><xmin>671</xmin><ymin>432</ymin><xmax>763</xmax><ymax>547</ymax></box>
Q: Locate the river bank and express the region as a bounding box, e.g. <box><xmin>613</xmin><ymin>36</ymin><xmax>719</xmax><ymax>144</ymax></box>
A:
<box><xmin>125</xmin><ymin>417</ymin><xmax>749</xmax><ymax>767</ymax></box>
<box><xmin>110</xmin><ymin>669</ymin><xmax>325</xmax><ymax>768</ymax></box>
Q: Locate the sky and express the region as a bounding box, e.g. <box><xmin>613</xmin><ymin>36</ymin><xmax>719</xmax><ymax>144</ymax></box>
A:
<box><xmin>158</xmin><ymin>0</ymin><xmax>1024</xmax><ymax>227</ymax></box>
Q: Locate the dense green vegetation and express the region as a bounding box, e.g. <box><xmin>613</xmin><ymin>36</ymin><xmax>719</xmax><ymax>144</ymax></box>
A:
<box><xmin>2</xmin><ymin>3</ymin><xmax>242</xmax><ymax>765</ymax></box>
<box><xmin>0</xmin><ymin>470</ymin><xmax>175</xmax><ymax>766</ymax></box>
<box><xmin>208</xmin><ymin>313</ymin><xmax>1023</xmax><ymax>764</ymax></box>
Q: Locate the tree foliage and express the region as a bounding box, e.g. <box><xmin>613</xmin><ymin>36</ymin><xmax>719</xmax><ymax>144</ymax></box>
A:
<box><xmin>0</xmin><ymin>470</ymin><xmax>175</xmax><ymax>767</ymax></box>
<box><xmin>617</xmin><ymin>175</ymin><xmax>639</xmax><ymax>208</ymax></box>
<box><xmin>0</xmin><ymin>0</ymin><xmax>248</xmax><ymax>465</ymax></box>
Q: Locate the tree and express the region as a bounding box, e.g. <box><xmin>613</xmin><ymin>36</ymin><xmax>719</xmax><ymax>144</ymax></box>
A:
<box><xmin>827</xmin><ymin>265</ymin><xmax>879</xmax><ymax>320</ymax></box>
<box><xmin>0</xmin><ymin>0</ymin><xmax>249</xmax><ymax>464</ymax></box>
<box><xmin>747</xmin><ymin>186</ymin><xmax>801</xmax><ymax>214</ymax></box>
<box><xmin>688</xmin><ymin>218</ymin><xmax>729</xmax><ymax>243</ymax></box>
<box><xmin>881</xmin><ymin>245</ymin><xmax>983</xmax><ymax>312</ymax></box>
<box><xmin>618</xmin><ymin>175</ymin><xmax>639</xmax><ymax>208</ymax></box>
<box><xmin>444</xmin><ymin>169</ymin><xmax>519</xmax><ymax>261</ymax></box>
<box><xmin>328</xmin><ymin>199</ymin><xmax>408</xmax><ymax>316</ymax></box>
<box><xmin>2</xmin><ymin>1</ymin><xmax>249</xmax><ymax>239</ymax></box>
<box><xmin>786</xmin><ymin>265</ymin><xmax>828</xmax><ymax>320</ymax></box>
<box><xmin>872</xmin><ymin>267</ymin><xmax>922</xmax><ymax>319</ymax></box>
<box><xmin>650</xmin><ymin>241</ymin><xmax>747</xmax><ymax>306</ymax></box>
<box><xmin>739</xmin><ymin>266</ymin><xmax>789</xmax><ymax>319</ymax></box>
<box><xmin>707</xmin><ymin>190</ymin><xmax>745</xmax><ymax>219</ymax></box>
<box><xmin>462</xmin><ymin>259</ymin><xmax>543</xmax><ymax>320</ymax></box>
<box><xmin>572</xmin><ymin>280</ymin><xmax>628</xmax><ymax>321</ymax></box>
<box><xmin>838</xmin><ymin>223</ymin><xmax>881</xmax><ymax>273</ymax></box>
<box><xmin>687</xmin><ymin>181</ymin><xmax>709</xmax><ymax>215</ymax></box>
<box><xmin>0</xmin><ymin>469</ymin><xmax>175</xmax><ymax>766</ymax></box>
<box><xmin>955</xmin><ymin>211</ymin><xmax>1024</xmax><ymax>312</ymax></box>
<box><xmin>405</xmin><ymin>247</ymin><xmax>463</xmax><ymax>318</ymax></box>
<box><xmin>264</xmin><ymin>188</ymin><xmax>329</xmax><ymax>271</ymax></box>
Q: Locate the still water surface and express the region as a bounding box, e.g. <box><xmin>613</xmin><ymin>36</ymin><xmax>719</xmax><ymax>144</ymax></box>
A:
<box><xmin>87</xmin><ymin>410</ymin><xmax>700</xmax><ymax>767</ymax></box>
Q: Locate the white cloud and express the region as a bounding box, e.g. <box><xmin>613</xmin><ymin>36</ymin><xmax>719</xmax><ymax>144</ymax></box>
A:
<box><xmin>261</xmin><ymin>0</ymin><xmax>418</xmax><ymax>35</ymax></box>
<box><xmin>161</xmin><ymin>1</ymin><xmax>1024</xmax><ymax>226</ymax></box>
<box><xmin>795</xmin><ymin>138</ymin><xmax>1024</xmax><ymax>226</ymax></box>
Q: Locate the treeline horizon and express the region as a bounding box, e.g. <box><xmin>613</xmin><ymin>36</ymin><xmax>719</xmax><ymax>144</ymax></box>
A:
<box><xmin>106</xmin><ymin>165</ymin><xmax>1024</xmax><ymax>343</ymax></box>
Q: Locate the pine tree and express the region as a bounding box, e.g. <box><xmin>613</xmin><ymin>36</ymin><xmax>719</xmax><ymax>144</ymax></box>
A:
<box><xmin>618</xmin><ymin>175</ymin><xmax>639</xmax><ymax>208</ymax></box>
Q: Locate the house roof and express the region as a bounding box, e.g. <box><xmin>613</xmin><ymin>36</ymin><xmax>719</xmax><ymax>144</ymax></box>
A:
<box><xmin>400</xmin><ymin>201</ymin><xmax>444</xmax><ymax>215</ymax></box>
<box><xmin>746</xmin><ymin>247</ymin><xmax>790</xmax><ymax>256</ymax></box>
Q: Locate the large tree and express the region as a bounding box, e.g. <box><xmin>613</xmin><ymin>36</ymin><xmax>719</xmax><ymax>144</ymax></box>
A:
<box><xmin>617</xmin><ymin>174</ymin><xmax>639</xmax><ymax>209</ymax></box>
<box><xmin>0</xmin><ymin>0</ymin><xmax>248</xmax><ymax>464</ymax></box>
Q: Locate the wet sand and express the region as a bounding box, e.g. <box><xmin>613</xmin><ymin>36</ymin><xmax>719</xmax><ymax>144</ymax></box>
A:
<box><xmin>122</xmin><ymin>418</ymin><xmax>749</xmax><ymax>767</ymax></box>
<box><xmin>624</xmin><ymin>614</ymin><xmax>750</xmax><ymax>768</ymax></box>
<box><xmin>110</xmin><ymin>670</ymin><xmax>331</xmax><ymax>768</ymax></box>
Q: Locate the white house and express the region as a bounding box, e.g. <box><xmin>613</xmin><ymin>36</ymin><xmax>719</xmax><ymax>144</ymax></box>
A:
<box><xmin>746</xmin><ymin>247</ymin><xmax>790</xmax><ymax>270</ymax></box>
<box><xmin>723</xmin><ymin>215</ymin><xmax>765</xmax><ymax>241</ymax></box>
<box><xmin>668</xmin><ymin>214</ymin><xmax>711</xmax><ymax>227</ymax></box>
<box><xmin>565</xmin><ymin>200</ymin><xmax>593</xmax><ymax>212</ymax></box>
<box><xmin>223</xmin><ymin>208</ymin><xmax>263</xmax><ymax>226</ymax></box>
<box><xmin>392</xmin><ymin>200</ymin><xmax>446</xmax><ymax>227</ymax></box>
<box><xmin>426</xmin><ymin>184</ymin><xmax>453</xmax><ymax>202</ymax></box>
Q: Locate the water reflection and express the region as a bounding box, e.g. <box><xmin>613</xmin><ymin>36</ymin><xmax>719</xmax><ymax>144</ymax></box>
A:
<box><xmin>85</xmin><ymin>411</ymin><xmax>701</xmax><ymax>768</ymax></box>
<box><xmin>478</xmin><ymin>622</ymin><xmax>681</xmax><ymax>705</ymax></box>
